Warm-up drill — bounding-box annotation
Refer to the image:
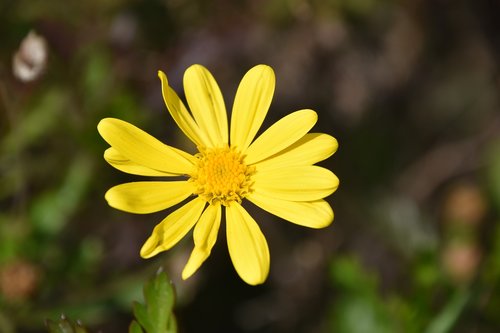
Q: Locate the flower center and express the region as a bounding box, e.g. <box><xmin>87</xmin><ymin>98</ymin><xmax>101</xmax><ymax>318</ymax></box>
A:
<box><xmin>190</xmin><ymin>146</ymin><xmax>255</xmax><ymax>206</ymax></box>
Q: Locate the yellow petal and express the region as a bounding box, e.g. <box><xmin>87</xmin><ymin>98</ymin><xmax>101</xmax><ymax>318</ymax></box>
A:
<box><xmin>226</xmin><ymin>203</ymin><xmax>270</xmax><ymax>285</ymax></box>
<box><xmin>140</xmin><ymin>197</ymin><xmax>206</xmax><ymax>258</ymax></box>
<box><xmin>184</xmin><ymin>65</ymin><xmax>228</xmax><ymax>146</ymax></box>
<box><xmin>105</xmin><ymin>181</ymin><xmax>195</xmax><ymax>214</ymax></box>
<box><xmin>181</xmin><ymin>248</ymin><xmax>208</xmax><ymax>280</ymax></box>
<box><xmin>182</xmin><ymin>204</ymin><xmax>222</xmax><ymax>279</ymax></box>
<box><xmin>104</xmin><ymin>147</ymin><xmax>177</xmax><ymax>176</ymax></box>
<box><xmin>158</xmin><ymin>70</ymin><xmax>209</xmax><ymax>147</ymax></box>
<box><xmin>245</xmin><ymin>109</ymin><xmax>317</xmax><ymax>165</ymax></box>
<box><xmin>98</xmin><ymin>118</ymin><xmax>195</xmax><ymax>175</ymax></box>
<box><xmin>230</xmin><ymin>65</ymin><xmax>275</xmax><ymax>153</ymax></box>
<box><xmin>254</xmin><ymin>166</ymin><xmax>339</xmax><ymax>201</ymax></box>
<box><xmin>255</xmin><ymin>133</ymin><xmax>338</xmax><ymax>171</ymax></box>
<box><xmin>248</xmin><ymin>192</ymin><xmax>334</xmax><ymax>228</ymax></box>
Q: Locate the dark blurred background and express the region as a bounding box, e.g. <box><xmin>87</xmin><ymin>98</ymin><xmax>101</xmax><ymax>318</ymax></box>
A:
<box><xmin>2</xmin><ymin>0</ymin><xmax>500</xmax><ymax>332</ymax></box>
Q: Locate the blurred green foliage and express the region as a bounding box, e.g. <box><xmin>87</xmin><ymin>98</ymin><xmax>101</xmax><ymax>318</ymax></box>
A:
<box><xmin>44</xmin><ymin>271</ymin><xmax>177</xmax><ymax>333</ymax></box>
<box><xmin>45</xmin><ymin>316</ymin><xmax>89</xmax><ymax>333</ymax></box>
<box><xmin>1</xmin><ymin>0</ymin><xmax>500</xmax><ymax>332</ymax></box>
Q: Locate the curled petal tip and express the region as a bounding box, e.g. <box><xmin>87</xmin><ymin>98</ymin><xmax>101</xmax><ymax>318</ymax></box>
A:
<box><xmin>158</xmin><ymin>70</ymin><xmax>167</xmax><ymax>81</ymax></box>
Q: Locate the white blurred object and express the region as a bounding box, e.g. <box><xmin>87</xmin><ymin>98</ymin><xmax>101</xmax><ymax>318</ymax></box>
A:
<box><xmin>12</xmin><ymin>31</ymin><xmax>48</xmax><ymax>82</ymax></box>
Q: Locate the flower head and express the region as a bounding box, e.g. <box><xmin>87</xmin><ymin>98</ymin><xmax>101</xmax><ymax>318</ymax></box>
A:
<box><xmin>98</xmin><ymin>64</ymin><xmax>339</xmax><ymax>285</ymax></box>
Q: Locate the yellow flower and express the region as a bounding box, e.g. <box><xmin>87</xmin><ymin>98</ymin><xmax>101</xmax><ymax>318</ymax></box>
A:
<box><xmin>98</xmin><ymin>64</ymin><xmax>339</xmax><ymax>285</ymax></box>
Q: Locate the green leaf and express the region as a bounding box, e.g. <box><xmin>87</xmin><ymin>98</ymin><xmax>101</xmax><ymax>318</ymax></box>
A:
<box><xmin>133</xmin><ymin>301</ymin><xmax>152</xmax><ymax>333</ymax></box>
<box><xmin>131</xmin><ymin>270</ymin><xmax>177</xmax><ymax>333</ymax></box>
<box><xmin>129</xmin><ymin>321</ymin><xmax>144</xmax><ymax>333</ymax></box>
<box><xmin>424</xmin><ymin>289</ymin><xmax>471</xmax><ymax>333</ymax></box>
<box><xmin>166</xmin><ymin>316</ymin><xmax>177</xmax><ymax>333</ymax></box>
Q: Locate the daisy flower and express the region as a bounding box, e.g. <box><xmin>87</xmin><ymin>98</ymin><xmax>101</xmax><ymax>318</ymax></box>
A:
<box><xmin>97</xmin><ymin>64</ymin><xmax>338</xmax><ymax>285</ymax></box>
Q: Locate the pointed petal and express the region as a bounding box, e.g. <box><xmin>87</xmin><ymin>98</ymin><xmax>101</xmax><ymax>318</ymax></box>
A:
<box><xmin>104</xmin><ymin>147</ymin><xmax>178</xmax><ymax>176</ymax></box>
<box><xmin>98</xmin><ymin>118</ymin><xmax>195</xmax><ymax>175</ymax></box>
<box><xmin>245</xmin><ymin>109</ymin><xmax>317</xmax><ymax>165</ymax></box>
<box><xmin>182</xmin><ymin>204</ymin><xmax>222</xmax><ymax>279</ymax></box>
<box><xmin>230</xmin><ymin>65</ymin><xmax>275</xmax><ymax>153</ymax></box>
<box><xmin>255</xmin><ymin>133</ymin><xmax>338</xmax><ymax>171</ymax></box>
<box><xmin>254</xmin><ymin>166</ymin><xmax>339</xmax><ymax>201</ymax></box>
<box><xmin>248</xmin><ymin>192</ymin><xmax>334</xmax><ymax>228</ymax></box>
<box><xmin>226</xmin><ymin>203</ymin><xmax>270</xmax><ymax>285</ymax></box>
<box><xmin>105</xmin><ymin>181</ymin><xmax>195</xmax><ymax>214</ymax></box>
<box><xmin>140</xmin><ymin>197</ymin><xmax>206</xmax><ymax>258</ymax></box>
<box><xmin>158</xmin><ymin>70</ymin><xmax>209</xmax><ymax>147</ymax></box>
<box><xmin>184</xmin><ymin>65</ymin><xmax>228</xmax><ymax>146</ymax></box>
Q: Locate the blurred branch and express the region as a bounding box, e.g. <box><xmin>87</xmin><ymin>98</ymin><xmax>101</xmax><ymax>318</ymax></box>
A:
<box><xmin>0</xmin><ymin>81</ymin><xmax>11</xmax><ymax>126</ymax></box>
<box><xmin>0</xmin><ymin>69</ymin><xmax>14</xmax><ymax>128</ymax></box>
<box><xmin>397</xmin><ymin>115</ymin><xmax>500</xmax><ymax>202</ymax></box>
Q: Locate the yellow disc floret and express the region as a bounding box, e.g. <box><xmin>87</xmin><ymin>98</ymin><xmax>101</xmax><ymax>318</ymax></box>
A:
<box><xmin>190</xmin><ymin>146</ymin><xmax>255</xmax><ymax>206</ymax></box>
